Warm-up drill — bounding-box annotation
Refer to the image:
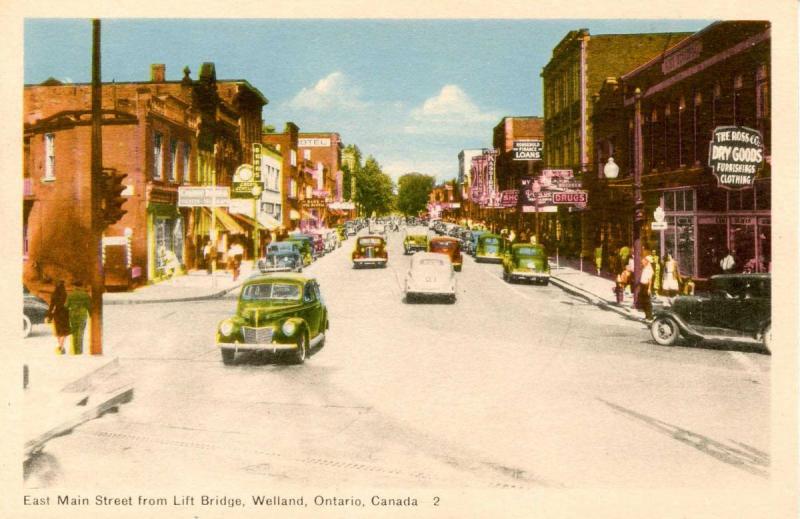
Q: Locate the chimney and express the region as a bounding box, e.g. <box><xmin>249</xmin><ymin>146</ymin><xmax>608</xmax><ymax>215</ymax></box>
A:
<box><xmin>151</xmin><ymin>64</ymin><xmax>166</xmax><ymax>82</ymax></box>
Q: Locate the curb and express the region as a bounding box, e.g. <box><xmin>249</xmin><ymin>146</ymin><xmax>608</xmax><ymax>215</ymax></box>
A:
<box><xmin>103</xmin><ymin>283</ymin><xmax>243</xmax><ymax>305</ymax></box>
<box><xmin>550</xmin><ymin>275</ymin><xmax>648</xmax><ymax>325</ymax></box>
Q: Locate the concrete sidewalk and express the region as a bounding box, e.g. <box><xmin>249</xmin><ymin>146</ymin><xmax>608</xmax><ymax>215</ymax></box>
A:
<box><xmin>103</xmin><ymin>261</ymin><xmax>255</xmax><ymax>305</ymax></box>
<box><xmin>549</xmin><ymin>260</ymin><xmax>666</xmax><ymax>324</ymax></box>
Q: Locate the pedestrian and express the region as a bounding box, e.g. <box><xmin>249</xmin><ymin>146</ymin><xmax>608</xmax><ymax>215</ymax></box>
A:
<box><xmin>203</xmin><ymin>239</ymin><xmax>213</xmax><ymax>274</ymax></box>
<box><xmin>637</xmin><ymin>257</ymin><xmax>654</xmax><ymax>320</ymax></box>
<box><xmin>662</xmin><ymin>253</ymin><xmax>681</xmax><ymax>298</ymax></box>
<box><xmin>46</xmin><ymin>280</ymin><xmax>70</xmax><ymax>355</ymax></box>
<box><xmin>614</xmin><ymin>266</ymin><xmax>630</xmax><ymax>304</ymax></box>
<box><xmin>228</xmin><ymin>241</ymin><xmax>244</xmax><ymax>281</ymax></box>
<box><xmin>618</xmin><ymin>245</ymin><xmax>631</xmax><ymax>271</ymax></box>
<box><xmin>720</xmin><ymin>249</ymin><xmax>736</xmax><ymax>273</ymax></box>
<box><xmin>647</xmin><ymin>249</ymin><xmax>662</xmax><ymax>295</ymax></box>
<box><xmin>508</xmin><ymin>229</ymin><xmax>516</xmax><ymax>244</ymax></box>
<box><xmin>594</xmin><ymin>245</ymin><xmax>603</xmax><ymax>275</ymax></box>
<box><xmin>65</xmin><ymin>279</ymin><xmax>91</xmax><ymax>355</ymax></box>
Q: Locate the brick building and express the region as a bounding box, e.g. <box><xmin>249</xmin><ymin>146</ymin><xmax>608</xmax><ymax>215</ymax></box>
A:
<box><xmin>541</xmin><ymin>29</ymin><xmax>692</xmax><ymax>257</ymax></box>
<box><xmin>590</xmin><ymin>21</ymin><xmax>771</xmax><ymax>280</ymax></box>
<box><xmin>297</xmin><ymin>132</ymin><xmax>344</xmax><ymax>226</ymax></box>
<box><xmin>492</xmin><ymin>116</ymin><xmax>545</xmax><ymax>232</ymax></box>
<box><xmin>262</xmin><ymin>123</ymin><xmax>310</xmax><ymax>232</ymax></box>
<box><xmin>23</xmin><ymin>63</ymin><xmax>267</xmax><ymax>290</ymax></box>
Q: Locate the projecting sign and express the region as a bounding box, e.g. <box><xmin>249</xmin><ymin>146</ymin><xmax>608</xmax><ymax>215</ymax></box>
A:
<box><xmin>553</xmin><ymin>191</ymin><xmax>588</xmax><ymax>204</ymax></box>
<box><xmin>231</xmin><ymin>164</ymin><xmax>263</xmax><ymax>199</ymax></box>
<box><xmin>177</xmin><ymin>186</ymin><xmax>231</xmax><ymax>207</ymax></box>
<box><xmin>252</xmin><ymin>143</ymin><xmax>262</xmax><ymax>181</ymax></box>
<box><xmin>708</xmin><ymin>126</ymin><xmax>764</xmax><ymax>190</ymax></box>
<box><xmin>512</xmin><ymin>140</ymin><xmax>543</xmax><ymax>161</ymax></box>
<box><xmin>651</xmin><ymin>207</ymin><xmax>668</xmax><ymax>231</ymax></box>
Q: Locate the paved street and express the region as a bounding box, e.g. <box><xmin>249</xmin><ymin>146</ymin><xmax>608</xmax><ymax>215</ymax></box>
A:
<box><xmin>25</xmin><ymin>229</ymin><xmax>770</xmax><ymax>492</ymax></box>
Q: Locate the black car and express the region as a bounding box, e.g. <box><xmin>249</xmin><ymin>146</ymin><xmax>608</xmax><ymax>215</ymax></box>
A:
<box><xmin>24</xmin><ymin>285</ymin><xmax>49</xmax><ymax>338</ymax></box>
<box><xmin>258</xmin><ymin>242</ymin><xmax>303</xmax><ymax>273</ymax></box>
<box><xmin>650</xmin><ymin>274</ymin><xmax>771</xmax><ymax>353</ymax></box>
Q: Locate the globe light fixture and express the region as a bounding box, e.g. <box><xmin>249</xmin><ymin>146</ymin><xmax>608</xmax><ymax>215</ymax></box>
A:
<box><xmin>603</xmin><ymin>157</ymin><xmax>619</xmax><ymax>179</ymax></box>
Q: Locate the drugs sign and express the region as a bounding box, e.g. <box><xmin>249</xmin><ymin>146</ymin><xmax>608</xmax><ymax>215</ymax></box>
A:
<box><xmin>708</xmin><ymin>126</ymin><xmax>764</xmax><ymax>190</ymax></box>
<box><xmin>553</xmin><ymin>191</ymin><xmax>588</xmax><ymax>204</ymax></box>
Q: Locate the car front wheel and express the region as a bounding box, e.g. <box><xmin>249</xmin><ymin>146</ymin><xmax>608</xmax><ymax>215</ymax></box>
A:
<box><xmin>651</xmin><ymin>316</ymin><xmax>681</xmax><ymax>346</ymax></box>
<box><xmin>762</xmin><ymin>324</ymin><xmax>772</xmax><ymax>354</ymax></box>
<box><xmin>23</xmin><ymin>315</ymin><xmax>32</xmax><ymax>338</ymax></box>
<box><xmin>291</xmin><ymin>333</ymin><xmax>307</xmax><ymax>364</ymax></box>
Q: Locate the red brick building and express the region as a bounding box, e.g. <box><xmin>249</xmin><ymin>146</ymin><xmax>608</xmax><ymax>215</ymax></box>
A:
<box><xmin>590</xmin><ymin>21</ymin><xmax>771</xmax><ymax>280</ymax></box>
<box><xmin>262</xmin><ymin>123</ymin><xmax>310</xmax><ymax>232</ymax></box>
<box><xmin>23</xmin><ymin>63</ymin><xmax>267</xmax><ymax>290</ymax></box>
<box><xmin>297</xmin><ymin>132</ymin><xmax>344</xmax><ymax>227</ymax></box>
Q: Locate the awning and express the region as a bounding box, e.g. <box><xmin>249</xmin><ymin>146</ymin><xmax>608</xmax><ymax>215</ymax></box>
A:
<box><xmin>257</xmin><ymin>213</ymin><xmax>281</xmax><ymax>230</ymax></box>
<box><xmin>202</xmin><ymin>207</ymin><xmax>246</xmax><ymax>234</ymax></box>
<box><xmin>289</xmin><ymin>209</ymin><xmax>300</xmax><ymax>221</ymax></box>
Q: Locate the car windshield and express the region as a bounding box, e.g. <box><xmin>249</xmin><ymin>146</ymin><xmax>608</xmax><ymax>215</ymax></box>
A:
<box><xmin>358</xmin><ymin>238</ymin><xmax>383</xmax><ymax>246</ymax></box>
<box><xmin>516</xmin><ymin>247</ymin><xmax>544</xmax><ymax>257</ymax></box>
<box><xmin>483</xmin><ymin>237</ymin><xmax>500</xmax><ymax>245</ymax></box>
<box><xmin>241</xmin><ymin>282</ymin><xmax>301</xmax><ymax>301</ymax></box>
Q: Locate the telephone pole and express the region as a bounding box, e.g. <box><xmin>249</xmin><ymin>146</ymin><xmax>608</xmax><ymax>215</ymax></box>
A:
<box><xmin>90</xmin><ymin>19</ymin><xmax>104</xmax><ymax>355</ymax></box>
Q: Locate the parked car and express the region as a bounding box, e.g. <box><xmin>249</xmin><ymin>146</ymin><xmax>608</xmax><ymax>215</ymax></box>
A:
<box><xmin>404</xmin><ymin>252</ymin><xmax>456</xmax><ymax>303</ymax></box>
<box><xmin>474</xmin><ymin>233</ymin><xmax>506</xmax><ymax>263</ymax></box>
<box><xmin>216</xmin><ymin>273</ymin><xmax>328</xmax><ymax>365</ymax></box>
<box><xmin>502</xmin><ymin>244</ymin><xmax>549</xmax><ymax>284</ymax></box>
<box><xmin>650</xmin><ymin>273</ymin><xmax>771</xmax><ymax>353</ymax></box>
<box><xmin>352</xmin><ymin>235</ymin><xmax>388</xmax><ymax>268</ymax></box>
<box><xmin>403</xmin><ymin>226</ymin><xmax>429</xmax><ymax>255</ymax></box>
<box><xmin>258</xmin><ymin>241</ymin><xmax>303</xmax><ymax>273</ymax></box>
<box><xmin>335</xmin><ymin>225</ymin><xmax>348</xmax><ymax>242</ymax></box>
<box><xmin>370</xmin><ymin>223</ymin><xmax>387</xmax><ymax>238</ymax></box>
<box><xmin>24</xmin><ymin>285</ymin><xmax>49</xmax><ymax>338</ymax></box>
<box><xmin>428</xmin><ymin>236</ymin><xmax>463</xmax><ymax>272</ymax></box>
<box><xmin>286</xmin><ymin>236</ymin><xmax>314</xmax><ymax>266</ymax></box>
<box><xmin>467</xmin><ymin>230</ymin><xmax>488</xmax><ymax>255</ymax></box>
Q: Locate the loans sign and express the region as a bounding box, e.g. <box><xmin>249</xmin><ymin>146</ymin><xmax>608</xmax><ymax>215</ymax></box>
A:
<box><xmin>708</xmin><ymin>126</ymin><xmax>764</xmax><ymax>190</ymax></box>
<box><xmin>512</xmin><ymin>140</ymin><xmax>543</xmax><ymax>161</ymax></box>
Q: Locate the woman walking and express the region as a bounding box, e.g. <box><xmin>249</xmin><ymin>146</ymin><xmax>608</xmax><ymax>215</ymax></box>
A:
<box><xmin>66</xmin><ymin>280</ymin><xmax>91</xmax><ymax>355</ymax></box>
<box><xmin>662</xmin><ymin>253</ymin><xmax>681</xmax><ymax>298</ymax></box>
<box><xmin>46</xmin><ymin>280</ymin><xmax>70</xmax><ymax>355</ymax></box>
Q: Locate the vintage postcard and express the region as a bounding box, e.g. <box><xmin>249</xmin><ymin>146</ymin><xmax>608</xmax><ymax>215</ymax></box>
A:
<box><xmin>3</xmin><ymin>1</ymin><xmax>798</xmax><ymax>518</ymax></box>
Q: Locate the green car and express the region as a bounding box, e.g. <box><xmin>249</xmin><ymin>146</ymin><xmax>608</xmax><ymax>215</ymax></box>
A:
<box><xmin>403</xmin><ymin>226</ymin><xmax>429</xmax><ymax>254</ymax></box>
<box><xmin>474</xmin><ymin>233</ymin><xmax>506</xmax><ymax>263</ymax></box>
<box><xmin>502</xmin><ymin>244</ymin><xmax>550</xmax><ymax>284</ymax></box>
<box><xmin>286</xmin><ymin>237</ymin><xmax>313</xmax><ymax>266</ymax></box>
<box><xmin>216</xmin><ymin>273</ymin><xmax>329</xmax><ymax>365</ymax></box>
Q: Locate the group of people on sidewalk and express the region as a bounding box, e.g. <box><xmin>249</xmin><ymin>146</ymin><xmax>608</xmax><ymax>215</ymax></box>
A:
<box><xmin>611</xmin><ymin>248</ymin><xmax>691</xmax><ymax>321</ymax></box>
<box><xmin>202</xmin><ymin>239</ymin><xmax>245</xmax><ymax>281</ymax></box>
<box><xmin>45</xmin><ymin>280</ymin><xmax>91</xmax><ymax>355</ymax></box>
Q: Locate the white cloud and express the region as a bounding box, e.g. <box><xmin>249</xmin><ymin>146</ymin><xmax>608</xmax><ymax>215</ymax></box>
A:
<box><xmin>286</xmin><ymin>71</ymin><xmax>368</xmax><ymax>111</ymax></box>
<box><xmin>405</xmin><ymin>85</ymin><xmax>500</xmax><ymax>135</ymax></box>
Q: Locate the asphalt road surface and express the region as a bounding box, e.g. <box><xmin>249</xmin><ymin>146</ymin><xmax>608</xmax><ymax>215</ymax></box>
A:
<box><xmin>25</xmin><ymin>229</ymin><xmax>770</xmax><ymax>493</ymax></box>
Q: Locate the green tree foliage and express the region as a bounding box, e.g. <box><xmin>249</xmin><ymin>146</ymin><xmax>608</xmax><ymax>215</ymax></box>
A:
<box><xmin>341</xmin><ymin>144</ymin><xmax>363</xmax><ymax>201</ymax></box>
<box><xmin>396</xmin><ymin>173</ymin><xmax>435</xmax><ymax>216</ymax></box>
<box><xmin>354</xmin><ymin>156</ymin><xmax>394</xmax><ymax>216</ymax></box>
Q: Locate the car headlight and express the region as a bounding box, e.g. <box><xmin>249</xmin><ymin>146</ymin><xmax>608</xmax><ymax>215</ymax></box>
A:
<box><xmin>282</xmin><ymin>320</ymin><xmax>297</xmax><ymax>336</ymax></box>
<box><xmin>220</xmin><ymin>319</ymin><xmax>235</xmax><ymax>337</ymax></box>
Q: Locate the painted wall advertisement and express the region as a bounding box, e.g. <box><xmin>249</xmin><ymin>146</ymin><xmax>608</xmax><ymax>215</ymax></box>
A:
<box><xmin>708</xmin><ymin>126</ymin><xmax>764</xmax><ymax>190</ymax></box>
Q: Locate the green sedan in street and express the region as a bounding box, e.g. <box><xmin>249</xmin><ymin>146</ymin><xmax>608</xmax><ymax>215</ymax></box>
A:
<box><xmin>216</xmin><ymin>273</ymin><xmax>328</xmax><ymax>365</ymax></box>
<box><xmin>502</xmin><ymin>244</ymin><xmax>550</xmax><ymax>284</ymax></box>
<box><xmin>474</xmin><ymin>233</ymin><xmax>506</xmax><ymax>263</ymax></box>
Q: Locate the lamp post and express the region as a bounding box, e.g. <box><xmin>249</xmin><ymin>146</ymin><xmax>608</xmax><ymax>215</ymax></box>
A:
<box><xmin>603</xmin><ymin>87</ymin><xmax>644</xmax><ymax>307</ymax></box>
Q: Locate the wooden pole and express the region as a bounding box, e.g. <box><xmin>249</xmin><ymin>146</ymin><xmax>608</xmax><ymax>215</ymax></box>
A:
<box><xmin>89</xmin><ymin>19</ymin><xmax>103</xmax><ymax>355</ymax></box>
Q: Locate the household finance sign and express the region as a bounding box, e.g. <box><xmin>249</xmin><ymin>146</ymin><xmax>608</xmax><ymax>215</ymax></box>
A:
<box><xmin>708</xmin><ymin>126</ymin><xmax>764</xmax><ymax>190</ymax></box>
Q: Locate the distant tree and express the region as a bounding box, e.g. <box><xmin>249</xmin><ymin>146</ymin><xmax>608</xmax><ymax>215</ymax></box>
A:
<box><xmin>396</xmin><ymin>173</ymin><xmax>435</xmax><ymax>216</ymax></box>
<box><xmin>354</xmin><ymin>156</ymin><xmax>394</xmax><ymax>216</ymax></box>
<box><xmin>262</xmin><ymin>124</ymin><xmax>276</xmax><ymax>134</ymax></box>
<box><xmin>342</xmin><ymin>144</ymin><xmax>363</xmax><ymax>201</ymax></box>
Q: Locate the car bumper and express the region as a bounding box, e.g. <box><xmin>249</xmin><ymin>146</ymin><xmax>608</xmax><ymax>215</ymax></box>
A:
<box><xmin>217</xmin><ymin>342</ymin><xmax>298</xmax><ymax>353</ymax></box>
<box><xmin>353</xmin><ymin>258</ymin><xmax>387</xmax><ymax>265</ymax></box>
<box><xmin>509</xmin><ymin>270</ymin><xmax>549</xmax><ymax>280</ymax></box>
<box><xmin>476</xmin><ymin>254</ymin><xmax>502</xmax><ymax>263</ymax></box>
<box><xmin>404</xmin><ymin>245</ymin><xmax>427</xmax><ymax>252</ymax></box>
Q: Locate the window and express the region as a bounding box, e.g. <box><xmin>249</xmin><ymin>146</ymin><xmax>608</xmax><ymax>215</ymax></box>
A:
<box><xmin>168</xmin><ymin>139</ymin><xmax>177</xmax><ymax>182</ymax></box>
<box><xmin>182</xmin><ymin>143</ymin><xmax>191</xmax><ymax>184</ymax></box>
<box><xmin>44</xmin><ymin>133</ymin><xmax>55</xmax><ymax>180</ymax></box>
<box><xmin>303</xmin><ymin>149</ymin><xmax>311</xmax><ymax>160</ymax></box>
<box><xmin>290</xmin><ymin>149</ymin><xmax>297</xmax><ymax>167</ymax></box>
<box><xmin>153</xmin><ymin>132</ymin><xmax>164</xmax><ymax>180</ymax></box>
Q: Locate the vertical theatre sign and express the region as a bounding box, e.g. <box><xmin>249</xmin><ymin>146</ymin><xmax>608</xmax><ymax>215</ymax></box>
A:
<box><xmin>708</xmin><ymin>126</ymin><xmax>764</xmax><ymax>190</ymax></box>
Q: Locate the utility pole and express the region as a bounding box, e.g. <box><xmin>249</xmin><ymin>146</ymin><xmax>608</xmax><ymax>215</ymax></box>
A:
<box><xmin>90</xmin><ymin>19</ymin><xmax>103</xmax><ymax>355</ymax></box>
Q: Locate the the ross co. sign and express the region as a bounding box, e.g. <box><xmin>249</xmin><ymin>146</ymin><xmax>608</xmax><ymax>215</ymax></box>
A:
<box><xmin>708</xmin><ymin>126</ymin><xmax>764</xmax><ymax>190</ymax></box>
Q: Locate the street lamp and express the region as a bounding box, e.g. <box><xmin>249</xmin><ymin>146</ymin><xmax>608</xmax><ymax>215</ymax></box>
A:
<box><xmin>603</xmin><ymin>88</ymin><xmax>644</xmax><ymax>307</ymax></box>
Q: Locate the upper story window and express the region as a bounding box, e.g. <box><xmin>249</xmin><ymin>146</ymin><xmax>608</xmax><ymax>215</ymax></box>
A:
<box><xmin>290</xmin><ymin>149</ymin><xmax>297</xmax><ymax>167</ymax></box>
<box><xmin>303</xmin><ymin>149</ymin><xmax>311</xmax><ymax>160</ymax></box>
<box><xmin>44</xmin><ymin>133</ymin><xmax>55</xmax><ymax>181</ymax></box>
<box><xmin>153</xmin><ymin>132</ymin><xmax>164</xmax><ymax>180</ymax></box>
<box><xmin>168</xmin><ymin>138</ymin><xmax>178</xmax><ymax>182</ymax></box>
<box><xmin>182</xmin><ymin>143</ymin><xmax>191</xmax><ymax>184</ymax></box>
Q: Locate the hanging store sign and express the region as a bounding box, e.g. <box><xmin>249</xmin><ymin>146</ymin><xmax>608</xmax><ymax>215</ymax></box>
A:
<box><xmin>512</xmin><ymin>140</ymin><xmax>543</xmax><ymax>161</ymax></box>
<box><xmin>708</xmin><ymin>126</ymin><xmax>764</xmax><ymax>190</ymax></box>
<box><xmin>231</xmin><ymin>164</ymin><xmax>263</xmax><ymax>199</ymax></box>
<box><xmin>552</xmin><ymin>191</ymin><xmax>588</xmax><ymax>204</ymax></box>
<box><xmin>499</xmin><ymin>190</ymin><xmax>519</xmax><ymax>207</ymax></box>
<box><xmin>177</xmin><ymin>186</ymin><xmax>230</xmax><ymax>207</ymax></box>
<box><xmin>302</xmin><ymin>197</ymin><xmax>327</xmax><ymax>209</ymax></box>
<box><xmin>252</xmin><ymin>143</ymin><xmax>262</xmax><ymax>181</ymax></box>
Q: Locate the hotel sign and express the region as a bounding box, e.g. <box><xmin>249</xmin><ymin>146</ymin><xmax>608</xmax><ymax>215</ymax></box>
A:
<box><xmin>708</xmin><ymin>126</ymin><xmax>764</xmax><ymax>190</ymax></box>
<box><xmin>298</xmin><ymin>137</ymin><xmax>331</xmax><ymax>148</ymax></box>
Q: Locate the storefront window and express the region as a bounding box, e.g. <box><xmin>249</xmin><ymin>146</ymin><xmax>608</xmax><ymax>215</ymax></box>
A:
<box><xmin>755</xmin><ymin>181</ymin><xmax>770</xmax><ymax>210</ymax></box>
<box><xmin>696</xmin><ymin>186</ymin><xmax>726</xmax><ymax>212</ymax></box>
<box><xmin>757</xmin><ymin>218</ymin><xmax>771</xmax><ymax>272</ymax></box>
<box><xmin>697</xmin><ymin>217</ymin><xmax>727</xmax><ymax>278</ymax></box>
<box><xmin>728</xmin><ymin>189</ymin><xmax>754</xmax><ymax>211</ymax></box>
<box><xmin>729</xmin><ymin>217</ymin><xmax>755</xmax><ymax>272</ymax></box>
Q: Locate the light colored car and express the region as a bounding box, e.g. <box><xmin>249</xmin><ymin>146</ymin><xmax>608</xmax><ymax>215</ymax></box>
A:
<box><xmin>404</xmin><ymin>252</ymin><xmax>456</xmax><ymax>304</ymax></box>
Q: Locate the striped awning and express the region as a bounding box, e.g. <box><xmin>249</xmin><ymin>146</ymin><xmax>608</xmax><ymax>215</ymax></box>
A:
<box><xmin>202</xmin><ymin>207</ymin><xmax>246</xmax><ymax>234</ymax></box>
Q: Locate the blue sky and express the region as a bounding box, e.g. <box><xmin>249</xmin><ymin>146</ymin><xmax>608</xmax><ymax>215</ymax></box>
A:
<box><xmin>25</xmin><ymin>19</ymin><xmax>710</xmax><ymax>182</ymax></box>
